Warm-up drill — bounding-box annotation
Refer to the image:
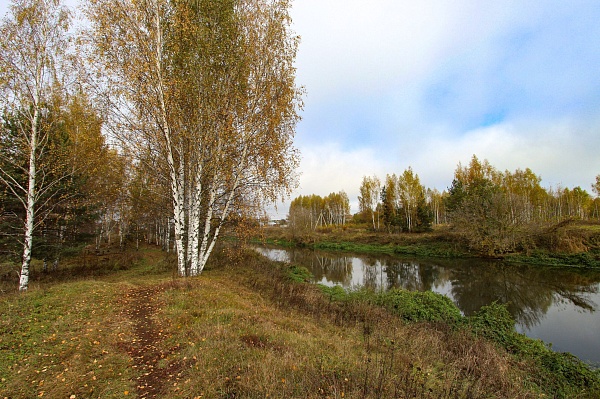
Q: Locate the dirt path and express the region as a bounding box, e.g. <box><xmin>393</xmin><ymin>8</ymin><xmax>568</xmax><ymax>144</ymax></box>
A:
<box><xmin>121</xmin><ymin>285</ymin><xmax>182</xmax><ymax>398</ymax></box>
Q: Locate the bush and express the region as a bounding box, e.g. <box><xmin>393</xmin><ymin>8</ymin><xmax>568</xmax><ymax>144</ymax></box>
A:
<box><xmin>467</xmin><ymin>302</ymin><xmax>600</xmax><ymax>397</ymax></box>
<box><xmin>376</xmin><ymin>289</ymin><xmax>462</xmax><ymax>324</ymax></box>
<box><xmin>286</xmin><ymin>264</ymin><xmax>313</xmax><ymax>283</ymax></box>
<box><xmin>468</xmin><ymin>301</ymin><xmax>515</xmax><ymax>347</ymax></box>
<box><xmin>318</xmin><ymin>284</ymin><xmax>348</xmax><ymax>301</ymax></box>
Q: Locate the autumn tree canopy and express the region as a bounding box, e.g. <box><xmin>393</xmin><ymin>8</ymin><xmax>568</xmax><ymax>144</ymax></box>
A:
<box><xmin>85</xmin><ymin>0</ymin><xmax>302</xmax><ymax>276</ymax></box>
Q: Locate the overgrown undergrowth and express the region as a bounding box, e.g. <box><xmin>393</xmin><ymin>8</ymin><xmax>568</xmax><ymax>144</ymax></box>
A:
<box><xmin>1</xmin><ymin>245</ymin><xmax>599</xmax><ymax>398</ymax></box>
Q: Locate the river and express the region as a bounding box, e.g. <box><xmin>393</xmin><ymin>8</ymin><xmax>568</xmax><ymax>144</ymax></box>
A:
<box><xmin>255</xmin><ymin>245</ymin><xmax>600</xmax><ymax>367</ymax></box>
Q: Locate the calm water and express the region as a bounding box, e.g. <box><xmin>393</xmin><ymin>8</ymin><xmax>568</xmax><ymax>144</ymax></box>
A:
<box><xmin>256</xmin><ymin>245</ymin><xmax>600</xmax><ymax>367</ymax></box>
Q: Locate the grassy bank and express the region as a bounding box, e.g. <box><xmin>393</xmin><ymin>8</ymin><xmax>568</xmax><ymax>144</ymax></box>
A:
<box><xmin>1</xmin><ymin>245</ymin><xmax>599</xmax><ymax>398</ymax></box>
<box><xmin>260</xmin><ymin>222</ymin><xmax>600</xmax><ymax>267</ymax></box>
<box><xmin>260</xmin><ymin>227</ymin><xmax>470</xmax><ymax>259</ymax></box>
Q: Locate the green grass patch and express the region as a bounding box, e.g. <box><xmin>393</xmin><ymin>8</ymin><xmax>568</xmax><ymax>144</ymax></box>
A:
<box><xmin>505</xmin><ymin>250</ymin><xmax>600</xmax><ymax>268</ymax></box>
<box><xmin>376</xmin><ymin>289</ymin><xmax>463</xmax><ymax>324</ymax></box>
<box><xmin>0</xmin><ymin>280</ymin><xmax>136</xmax><ymax>398</ymax></box>
<box><xmin>319</xmin><ymin>285</ymin><xmax>462</xmax><ymax>324</ymax></box>
<box><xmin>285</xmin><ymin>264</ymin><xmax>313</xmax><ymax>283</ymax></box>
<box><xmin>311</xmin><ymin>240</ymin><xmax>468</xmax><ymax>258</ymax></box>
<box><xmin>317</xmin><ymin>283</ymin><xmax>600</xmax><ymax>398</ymax></box>
<box><xmin>467</xmin><ymin>302</ymin><xmax>600</xmax><ymax>397</ymax></box>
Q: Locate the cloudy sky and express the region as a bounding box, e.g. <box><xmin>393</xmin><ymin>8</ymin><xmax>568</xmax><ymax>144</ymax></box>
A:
<box><xmin>2</xmin><ymin>1</ymin><xmax>599</xmax><ymax>217</ymax></box>
<box><xmin>283</xmin><ymin>0</ymin><xmax>600</xmax><ymax>216</ymax></box>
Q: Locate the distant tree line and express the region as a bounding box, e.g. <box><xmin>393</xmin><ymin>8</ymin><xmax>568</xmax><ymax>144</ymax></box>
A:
<box><xmin>290</xmin><ymin>155</ymin><xmax>600</xmax><ymax>255</ymax></box>
<box><xmin>444</xmin><ymin>156</ymin><xmax>600</xmax><ymax>255</ymax></box>
<box><xmin>288</xmin><ymin>192</ymin><xmax>350</xmax><ymax>233</ymax></box>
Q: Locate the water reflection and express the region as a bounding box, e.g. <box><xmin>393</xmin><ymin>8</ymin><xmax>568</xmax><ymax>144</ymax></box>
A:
<box><xmin>255</xmin><ymin>245</ymin><xmax>600</xmax><ymax>365</ymax></box>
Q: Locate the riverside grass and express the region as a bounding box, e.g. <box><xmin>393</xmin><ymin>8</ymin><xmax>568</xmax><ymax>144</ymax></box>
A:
<box><xmin>260</xmin><ymin>222</ymin><xmax>600</xmax><ymax>268</ymax></box>
<box><xmin>1</xmin><ymin>245</ymin><xmax>599</xmax><ymax>398</ymax></box>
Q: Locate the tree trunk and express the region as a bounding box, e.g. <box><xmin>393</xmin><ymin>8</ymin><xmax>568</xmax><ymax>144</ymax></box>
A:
<box><xmin>19</xmin><ymin>106</ymin><xmax>39</xmax><ymax>292</ymax></box>
<box><xmin>165</xmin><ymin>218</ymin><xmax>171</xmax><ymax>253</ymax></box>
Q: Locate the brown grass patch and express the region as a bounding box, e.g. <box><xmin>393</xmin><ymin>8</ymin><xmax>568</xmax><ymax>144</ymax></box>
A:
<box><xmin>154</xmin><ymin>251</ymin><xmax>546</xmax><ymax>398</ymax></box>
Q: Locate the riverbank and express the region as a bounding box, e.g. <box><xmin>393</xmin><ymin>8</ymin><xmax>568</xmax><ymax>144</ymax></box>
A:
<box><xmin>259</xmin><ymin>221</ymin><xmax>600</xmax><ymax>268</ymax></box>
<box><xmin>1</xmin><ymin>245</ymin><xmax>599</xmax><ymax>398</ymax></box>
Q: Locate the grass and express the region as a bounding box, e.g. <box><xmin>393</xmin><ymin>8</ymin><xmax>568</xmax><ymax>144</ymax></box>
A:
<box><xmin>1</xmin><ymin>243</ymin><xmax>599</xmax><ymax>398</ymax></box>
<box><xmin>260</xmin><ymin>222</ymin><xmax>600</xmax><ymax>267</ymax></box>
<box><xmin>505</xmin><ymin>250</ymin><xmax>600</xmax><ymax>268</ymax></box>
<box><xmin>158</xmin><ymin>258</ymin><xmax>529</xmax><ymax>398</ymax></box>
<box><xmin>0</xmin><ymin>280</ymin><xmax>136</xmax><ymax>398</ymax></box>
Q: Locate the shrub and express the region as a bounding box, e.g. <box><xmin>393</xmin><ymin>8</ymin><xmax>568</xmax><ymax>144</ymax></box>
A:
<box><xmin>376</xmin><ymin>289</ymin><xmax>462</xmax><ymax>324</ymax></box>
<box><xmin>468</xmin><ymin>301</ymin><xmax>515</xmax><ymax>347</ymax></box>
<box><xmin>318</xmin><ymin>284</ymin><xmax>348</xmax><ymax>301</ymax></box>
<box><xmin>286</xmin><ymin>264</ymin><xmax>313</xmax><ymax>283</ymax></box>
<box><xmin>467</xmin><ymin>302</ymin><xmax>600</xmax><ymax>398</ymax></box>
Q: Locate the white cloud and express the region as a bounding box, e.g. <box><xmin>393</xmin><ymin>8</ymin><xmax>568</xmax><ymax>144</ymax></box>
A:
<box><xmin>268</xmin><ymin>142</ymin><xmax>387</xmax><ymax>218</ymax></box>
<box><xmin>288</xmin><ymin>0</ymin><xmax>600</xmax><ymax>201</ymax></box>
<box><xmin>410</xmin><ymin>118</ymin><xmax>600</xmax><ymax>191</ymax></box>
<box><xmin>291</xmin><ymin>0</ymin><xmax>531</xmax><ymax>103</ymax></box>
<box><xmin>298</xmin><ymin>142</ymin><xmax>387</xmax><ymax>212</ymax></box>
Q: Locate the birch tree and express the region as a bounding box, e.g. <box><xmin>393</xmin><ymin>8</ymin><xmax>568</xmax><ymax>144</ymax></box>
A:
<box><xmin>85</xmin><ymin>0</ymin><xmax>301</xmax><ymax>276</ymax></box>
<box><xmin>381</xmin><ymin>174</ymin><xmax>398</xmax><ymax>232</ymax></box>
<box><xmin>592</xmin><ymin>175</ymin><xmax>600</xmax><ymax>220</ymax></box>
<box><xmin>397</xmin><ymin>167</ymin><xmax>427</xmax><ymax>232</ymax></box>
<box><xmin>0</xmin><ymin>0</ymin><xmax>71</xmax><ymax>291</ymax></box>
<box><xmin>358</xmin><ymin>175</ymin><xmax>380</xmax><ymax>230</ymax></box>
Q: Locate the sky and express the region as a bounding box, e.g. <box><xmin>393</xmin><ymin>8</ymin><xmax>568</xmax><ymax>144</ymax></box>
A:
<box><xmin>283</xmin><ymin>0</ymin><xmax>600</xmax><ymax>217</ymax></box>
<box><xmin>2</xmin><ymin>0</ymin><xmax>599</xmax><ymax>217</ymax></box>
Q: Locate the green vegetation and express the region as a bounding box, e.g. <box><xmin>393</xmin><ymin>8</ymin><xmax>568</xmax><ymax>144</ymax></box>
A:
<box><xmin>319</xmin><ymin>285</ymin><xmax>462</xmax><ymax>324</ymax></box>
<box><xmin>468</xmin><ymin>302</ymin><xmax>600</xmax><ymax>397</ymax></box>
<box><xmin>505</xmin><ymin>250</ymin><xmax>600</xmax><ymax>268</ymax></box>
<box><xmin>312</xmin><ymin>240</ymin><xmax>467</xmax><ymax>259</ymax></box>
<box><xmin>0</xmin><ymin>279</ymin><xmax>136</xmax><ymax>398</ymax></box>
<box><xmin>319</xmin><ymin>285</ymin><xmax>600</xmax><ymax>398</ymax></box>
<box><xmin>1</xmin><ymin>245</ymin><xmax>599</xmax><ymax>398</ymax></box>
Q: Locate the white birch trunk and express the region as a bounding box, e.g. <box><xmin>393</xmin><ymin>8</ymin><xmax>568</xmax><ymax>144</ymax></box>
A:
<box><xmin>196</xmin><ymin>145</ymin><xmax>245</xmax><ymax>274</ymax></box>
<box><xmin>165</xmin><ymin>218</ymin><xmax>171</xmax><ymax>253</ymax></box>
<box><xmin>152</xmin><ymin>0</ymin><xmax>187</xmax><ymax>276</ymax></box>
<box><xmin>199</xmin><ymin>179</ymin><xmax>239</xmax><ymax>273</ymax></box>
<box><xmin>194</xmin><ymin>180</ymin><xmax>217</xmax><ymax>276</ymax></box>
<box><xmin>171</xmin><ymin>157</ymin><xmax>187</xmax><ymax>276</ymax></box>
<box><xmin>188</xmin><ymin>170</ymin><xmax>203</xmax><ymax>276</ymax></box>
<box><xmin>186</xmin><ymin>171</ymin><xmax>195</xmax><ymax>269</ymax></box>
<box><xmin>19</xmin><ymin>106</ymin><xmax>40</xmax><ymax>292</ymax></box>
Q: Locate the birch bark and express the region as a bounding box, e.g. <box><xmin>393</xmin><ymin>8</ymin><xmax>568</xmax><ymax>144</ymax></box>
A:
<box><xmin>86</xmin><ymin>0</ymin><xmax>301</xmax><ymax>277</ymax></box>
<box><xmin>19</xmin><ymin>106</ymin><xmax>39</xmax><ymax>291</ymax></box>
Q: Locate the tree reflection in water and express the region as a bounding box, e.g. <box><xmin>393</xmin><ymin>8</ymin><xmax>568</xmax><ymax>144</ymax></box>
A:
<box><xmin>256</xmin><ymin>245</ymin><xmax>599</xmax><ymax>329</ymax></box>
<box><xmin>256</xmin><ymin>244</ymin><xmax>600</xmax><ymax>365</ymax></box>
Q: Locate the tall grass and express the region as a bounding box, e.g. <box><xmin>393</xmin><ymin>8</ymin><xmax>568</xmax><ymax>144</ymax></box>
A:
<box><xmin>156</xmin><ymin>252</ymin><xmax>600</xmax><ymax>398</ymax></box>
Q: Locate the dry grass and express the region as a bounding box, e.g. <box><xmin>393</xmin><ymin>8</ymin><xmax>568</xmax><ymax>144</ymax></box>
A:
<box><xmin>155</xmin><ymin>252</ymin><xmax>547</xmax><ymax>398</ymax></box>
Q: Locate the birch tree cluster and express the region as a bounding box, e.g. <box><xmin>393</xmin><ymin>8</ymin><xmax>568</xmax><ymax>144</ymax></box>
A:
<box><xmin>0</xmin><ymin>0</ymin><xmax>302</xmax><ymax>289</ymax></box>
<box><xmin>288</xmin><ymin>192</ymin><xmax>350</xmax><ymax>232</ymax></box>
<box><xmin>352</xmin><ymin>155</ymin><xmax>600</xmax><ymax>255</ymax></box>
<box><xmin>357</xmin><ymin>170</ymin><xmax>433</xmax><ymax>233</ymax></box>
